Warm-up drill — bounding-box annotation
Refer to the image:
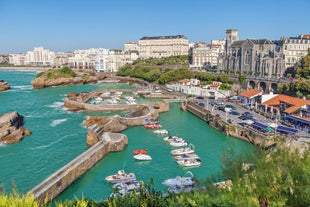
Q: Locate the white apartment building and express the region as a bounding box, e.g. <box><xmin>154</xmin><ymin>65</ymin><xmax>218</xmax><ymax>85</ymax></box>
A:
<box><xmin>281</xmin><ymin>34</ymin><xmax>310</xmax><ymax>69</ymax></box>
<box><xmin>24</xmin><ymin>46</ymin><xmax>55</xmax><ymax>66</ymax></box>
<box><xmin>54</xmin><ymin>52</ymin><xmax>74</xmax><ymax>68</ymax></box>
<box><xmin>138</xmin><ymin>35</ymin><xmax>189</xmax><ymax>59</ymax></box>
<box><xmin>68</xmin><ymin>49</ymin><xmax>97</xmax><ymax>71</ymax></box>
<box><xmin>9</xmin><ymin>54</ymin><xmax>25</xmax><ymax>65</ymax></box>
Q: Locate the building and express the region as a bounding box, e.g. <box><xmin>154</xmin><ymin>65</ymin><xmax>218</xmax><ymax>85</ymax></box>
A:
<box><xmin>219</xmin><ymin>29</ymin><xmax>285</xmax><ymax>78</ymax></box>
<box><xmin>124</xmin><ymin>42</ymin><xmax>139</xmax><ymax>52</ymax></box>
<box><xmin>24</xmin><ymin>47</ymin><xmax>55</xmax><ymax>66</ymax></box>
<box><xmin>280</xmin><ymin>34</ymin><xmax>310</xmax><ymax>69</ymax></box>
<box><xmin>138</xmin><ymin>35</ymin><xmax>189</xmax><ymax>59</ymax></box>
<box><xmin>192</xmin><ymin>46</ymin><xmax>222</xmax><ymax>68</ymax></box>
<box><xmin>9</xmin><ymin>54</ymin><xmax>25</xmax><ymax>65</ymax></box>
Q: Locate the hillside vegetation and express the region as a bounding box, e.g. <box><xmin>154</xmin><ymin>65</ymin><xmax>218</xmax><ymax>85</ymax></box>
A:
<box><xmin>117</xmin><ymin>56</ymin><xmax>232</xmax><ymax>90</ymax></box>
<box><xmin>36</xmin><ymin>66</ymin><xmax>77</xmax><ymax>79</ymax></box>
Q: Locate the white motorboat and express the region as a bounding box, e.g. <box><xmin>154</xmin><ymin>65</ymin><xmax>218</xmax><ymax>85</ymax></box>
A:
<box><xmin>171</xmin><ymin>147</ymin><xmax>195</xmax><ymax>156</ymax></box>
<box><xmin>105</xmin><ymin>170</ymin><xmax>136</xmax><ymax>184</ymax></box>
<box><xmin>169</xmin><ymin>139</ymin><xmax>188</xmax><ymax>147</ymax></box>
<box><xmin>177</xmin><ymin>158</ymin><xmax>202</xmax><ymax>167</ymax></box>
<box><xmin>174</xmin><ymin>153</ymin><xmax>200</xmax><ymax>161</ymax></box>
<box><xmin>162</xmin><ymin>171</ymin><xmax>196</xmax><ymax>187</ymax></box>
<box><xmin>153</xmin><ymin>129</ymin><xmax>169</xmax><ymax>134</ymax></box>
<box><xmin>163</xmin><ymin>135</ymin><xmax>184</xmax><ymax>142</ymax></box>
<box><xmin>110</xmin><ymin>180</ymin><xmax>144</xmax><ymax>197</ymax></box>
<box><xmin>133</xmin><ymin>154</ymin><xmax>152</xmax><ymax>161</ymax></box>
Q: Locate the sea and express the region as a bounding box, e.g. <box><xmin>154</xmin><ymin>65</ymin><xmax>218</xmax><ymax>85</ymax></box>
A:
<box><xmin>0</xmin><ymin>70</ymin><xmax>253</xmax><ymax>203</ymax></box>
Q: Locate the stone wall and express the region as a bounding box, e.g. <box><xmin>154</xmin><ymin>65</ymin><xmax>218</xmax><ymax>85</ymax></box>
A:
<box><xmin>28</xmin><ymin>132</ymin><xmax>128</xmax><ymax>205</ymax></box>
<box><xmin>184</xmin><ymin>101</ymin><xmax>275</xmax><ymax>147</ymax></box>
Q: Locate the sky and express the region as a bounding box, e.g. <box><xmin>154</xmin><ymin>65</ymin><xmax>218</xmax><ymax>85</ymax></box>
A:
<box><xmin>0</xmin><ymin>0</ymin><xmax>309</xmax><ymax>54</ymax></box>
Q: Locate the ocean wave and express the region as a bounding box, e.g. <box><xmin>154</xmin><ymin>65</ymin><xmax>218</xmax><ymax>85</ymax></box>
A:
<box><xmin>50</xmin><ymin>118</ymin><xmax>68</xmax><ymax>127</ymax></box>
<box><xmin>11</xmin><ymin>85</ymin><xmax>33</xmax><ymax>90</ymax></box>
<box><xmin>46</xmin><ymin>101</ymin><xmax>64</xmax><ymax>109</ymax></box>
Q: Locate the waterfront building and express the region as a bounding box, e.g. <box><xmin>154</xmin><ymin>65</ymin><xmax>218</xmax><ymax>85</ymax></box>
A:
<box><xmin>68</xmin><ymin>49</ymin><xmax>97</xmax><ymax>71</ymax></box>
<box><xmin>138</xmin><ymin>35</ymin><xmax>189</xmax><ymax>59</ymax></box>
<box><xmin>239</xmin><ymin>89</ymin><xmax>263</xmax><ymax>109</ymax></box>
<box><xmin>219</xmin><ymin>29</ymin><xmax>286</xmax><ymax>78</ymax></box>
<box><xmin>24</xmin><ymin>46</ymin><xmax>55</xmax><ymax>66</ymax></box>
<box><xmin>9</xmin><ymin>54</ymin><xmax>25</xmax><ymax>66</ymax></box>
<box><xmin>280</xmin><ymin>34</ymin><xmax>310</xmax><ymax>69</ymax></box>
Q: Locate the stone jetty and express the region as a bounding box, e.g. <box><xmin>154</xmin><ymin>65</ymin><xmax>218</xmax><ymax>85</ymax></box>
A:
<box><xmin>0</xmin><ymin>111</ymin><xmax>31</xmax><ymax>144</ymax></box>
<box><xmin>28</xmin><ymin>132</ymin><xmax>127</xmax><ymax>205</ymax></box>
<box><xmin>0</xmin><ymin>80</ymin><xmax>10</xmax><ymax>92</ymax></box>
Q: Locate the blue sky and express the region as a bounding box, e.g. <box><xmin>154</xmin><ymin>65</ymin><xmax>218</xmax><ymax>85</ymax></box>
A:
<box><xmin>0</xmin><ymin>0</ymin><xmax>309</xmax><ymax>54</ymax></box>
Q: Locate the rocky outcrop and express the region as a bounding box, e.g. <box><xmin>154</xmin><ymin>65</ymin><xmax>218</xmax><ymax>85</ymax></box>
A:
<box><xmin>0</xmin><ymin>112</ymin><xmax>31</xmax><ymax>144</ymax></box>
<box><xmin>31</xmin><ymin>72</ymin><xmax>106</xmax><ymax>89</ymax></box>
<box><xmin>0</xmin><ymin>80</ymin><xmax>10</xmax><ymax>92</ymax></box>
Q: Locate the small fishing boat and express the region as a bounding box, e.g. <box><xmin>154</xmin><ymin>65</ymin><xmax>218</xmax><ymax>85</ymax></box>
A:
<box><xmin>132</xmin><ymin>149</ymin><xmax>148</xmax><ymax>155</ymax></box>
<box><xmin>153</xmin><ymin>129</ymin><xmax>169</xmax><ymax>134</ymax></box>
<box><xmin>162</xmin><ymin>171</ymin><xmax>197</xmax><ymax>194</ymax></box>
<box><xmin>105</xmin><ymin>170</ymin><xmax>136</xmax><ymax>184</ymax></box>
<box><xmin>110</xmin><ymin>180</ymin><xmax>144</xmax><ymax>197</ymax></box>
<box><xmin>133</xmin><ymin>154</ymin><xmax>152</xmax><ymax>161</ymax></box>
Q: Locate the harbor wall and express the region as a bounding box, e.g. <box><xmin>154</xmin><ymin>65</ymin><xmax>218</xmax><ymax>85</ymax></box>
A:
<box><xmin>184</xmin><ymin>101</ymin><xmax>275</xmax><ymax>147</ymax></box>
<box><xmin>28</xmin><ymin>133</ymin><xmax>128</xmax><ymax>205</ymax></box>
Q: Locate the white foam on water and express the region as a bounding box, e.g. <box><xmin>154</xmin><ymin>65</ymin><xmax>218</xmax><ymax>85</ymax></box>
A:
<box><xmin>11</xmin><ymin>85</ymin><xmax>33</xmax><ymax>90</ymax></box>
<box><xmin>46</xmin><ymin>101</ymin><xmax>64</xmax><ymax>109</ymax></box>
<box><xmin>50</xmin><ymin>118</ymin><xmax>67</xmax><ymax>127</ymax></box>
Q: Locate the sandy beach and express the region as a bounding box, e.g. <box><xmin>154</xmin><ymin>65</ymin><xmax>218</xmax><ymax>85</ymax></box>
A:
<box><xmin>0</xmin><ymin>67</ymin><xmax>51</xmax><ymax>71</ymax></box>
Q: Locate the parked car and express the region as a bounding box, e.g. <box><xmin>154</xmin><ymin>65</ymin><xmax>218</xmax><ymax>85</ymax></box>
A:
<box><xmin>238</xmin><ymin>115</ymin><xmax>248</xmax><ymax>120</ymax></box>
<box><xmin>225</xmin><ymin>104</ymin><xmax>236</xmax><ymax>110</ymax></box>
<box><xmin>198</xmin><ymin>102</ymin><xmax>205</xmax><ymax>107</ymax></box>
<box><xmin>196</xmin><ymin>96</ymin><xmax>204</xmax><ymax>100</ymax></box>
<box><xmin>230</xmin><ymin>110</ymin><xmax>240</xmax><ymax>116</ymax></box>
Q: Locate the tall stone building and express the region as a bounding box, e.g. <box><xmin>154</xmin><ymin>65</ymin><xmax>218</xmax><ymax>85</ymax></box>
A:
<box><xmin>138</xmin><ymin>35</ymin><xmax>189</xmax><ymax>59</ymax></box>
<box><xmin>219</xmin><ymin>29</ymin><xmax>285</xmax><ymax>78</ymax></box>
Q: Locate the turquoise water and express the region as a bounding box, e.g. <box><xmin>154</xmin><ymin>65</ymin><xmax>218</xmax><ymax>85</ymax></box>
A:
<box><xmin>0</xmin><ymin>70</ymin><xmax>253</xmax><ymax>202</ymax></box>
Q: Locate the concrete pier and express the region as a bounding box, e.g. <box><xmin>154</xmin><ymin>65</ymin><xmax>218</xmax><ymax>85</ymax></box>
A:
<box><xmin>28</xmin><ymin>132</ymin><xmax>128</xmax><ymax>205</ymax></box>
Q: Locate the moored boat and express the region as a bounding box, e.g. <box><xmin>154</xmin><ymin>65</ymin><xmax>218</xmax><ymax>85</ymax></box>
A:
<box><xmin>110</xmin><ymin>180</ymin><xmax>144</xmax><ymax>197</ymax></box>
<box><xmin>144</xmin><ymin>124</ymin><xmax>162</xmax><ymax>129</ymax></box>
<box><xmin>174</xmin><ymin>153</ymin><xmax>200</xmax><ymax>161</ymax></box>
<box><xmin>153</xmin><ymin>129</ymin><xmax>169</xmax><ymax>134</ymax></box>
<box><xmin>177</xmin><ymin>158</ymin><xmax>202</xmax><ymax>167</ymax></box>
<box><xmin>132</xmin><ymin>149</ymin><xmax>148</xmax><ymax>155</ymax></box>
<box><xmin>162</xmin><ymin>171</ymin><xmax>197</xmax><ymax>194</ymax></box>
<box><xmin>105</xmin><ymin>170</ymin><xmax>136</xmax><ymax>184</ymax></box>
<box><xmin>170</xmin><ymin>145</ymin><xmax>195</xmax><ymax>156</ymax></box>
<box><xmin>163</xmin><ymin>135</ymin><xmax>184</xmax><ymax>142</ymax></box>
<box><xmin>169</xmin><ymin>139</ymin><xmax>188</xmax><ymax>147</ymax></box>
<box><xmin>133</xmin><ymin>154</ymin><xmax>152</xmax><ymax>161</ymax></box>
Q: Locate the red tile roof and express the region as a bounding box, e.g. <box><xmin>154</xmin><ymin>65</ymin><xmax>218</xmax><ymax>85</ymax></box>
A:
<box><xmin>262</xmin><ymin>94</ymin><xmax>310</xmax><ymax>114</ymax></box>
<box><xmin>178</xmin><ymin>79</ymin><xmax>191</xmax><ymax>83</ymax></box>
<box><xmin>240</xmin><ymin>89</ymin><xmax>262</xmax><ymax>98</ymax></box>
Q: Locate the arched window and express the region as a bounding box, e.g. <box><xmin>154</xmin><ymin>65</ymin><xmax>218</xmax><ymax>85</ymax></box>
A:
<box><xmin>244</xmin><ymin>51</ymin><xmax>250</xmax><ymax>65</ymax></box>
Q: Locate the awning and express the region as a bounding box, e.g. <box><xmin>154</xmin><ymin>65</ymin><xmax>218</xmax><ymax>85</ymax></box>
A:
<box><xmin>286</xmin><ymin>115</ymin><xmax>310</xmax><ymax>125</ymax></box>
<box><xmin>251</xmin><ymin>121</ymin><xmax>270</xmax><ymax>130</ymax></box>
<box><xmin>276</xmin><ymin>125</ymin><xmax>298</xmax><ymax>134</ymax></box>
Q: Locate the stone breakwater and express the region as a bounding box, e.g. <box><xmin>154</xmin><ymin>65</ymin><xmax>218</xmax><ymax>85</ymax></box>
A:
<box><xmin>0</xmin><ymin>111</ymin><xmax>31</xmax><ymax>144</ymax></box>
<box><xmin>28</xmin><ymin>132</ymin><xmax>128</xmax><ymax>205</ymax></box>
<box><xmin>0</xmin><ymin>80</ymin><xmax>10</xmax><ymax>92</ymax></box>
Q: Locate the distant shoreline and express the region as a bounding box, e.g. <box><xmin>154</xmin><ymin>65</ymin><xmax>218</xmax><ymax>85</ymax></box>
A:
<box><xmin>0</xmin><ymin>67</ymin><xmax>51</xmax><ymax>71</ymax></box>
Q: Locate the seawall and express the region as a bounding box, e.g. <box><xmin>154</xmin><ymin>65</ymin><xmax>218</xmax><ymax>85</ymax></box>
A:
<box><xmin>184</xmin><ymin>101</ymin><xmax>276</xmax><ymax>147</ymax></box>
<box><xmin>28</xmin><ymin>132</ymin><xmax>128</xmax><ymax>205</ymax></box>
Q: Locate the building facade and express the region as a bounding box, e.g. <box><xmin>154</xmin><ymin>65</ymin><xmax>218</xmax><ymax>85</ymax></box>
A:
<box><xmin>138</xmin><ymin>35</ymin><xmax>189</xmax><ymax>59</ymax></box>
<box><xmin>280</xmin><ymin>35</ymin><xmax>310</xmax><ymax>69</ymax></box>
<box><xmin>24</xmin><ymin>47</ymin><xmax>55</xmax><ymax>66</ymax></box>
<box><xmin>219</xmin><ymin>29</ymin><xmax>286</xmax><ymax>78</ymax></box>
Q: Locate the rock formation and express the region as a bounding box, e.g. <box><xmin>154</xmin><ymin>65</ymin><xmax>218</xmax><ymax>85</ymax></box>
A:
<box><xmin>0</xmin><ymin>112</ymin><xmax>31</xmax><ymax>144</ymax></box>
<box><xmin>31</xmin><ymin>72</ymin><xmax>106</xmax><ymax>89</ymax></box>
<box><xmin>0</xmin><ymin>80</ymin><xmax>10</xmax><ymax>92</ymax></box>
